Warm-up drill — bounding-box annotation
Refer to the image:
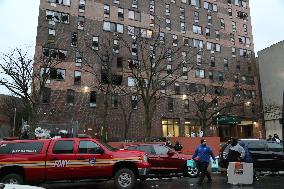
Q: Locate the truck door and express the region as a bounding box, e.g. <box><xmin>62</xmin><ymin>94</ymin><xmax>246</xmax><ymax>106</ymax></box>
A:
<box><xmin>76</xmin><ymin>140</ymin><xmax>111</xmax><ymax>179</ymax></box>
<box><xmin>46</xmin><ymin>139</ymin><xmax>77</xmax><ymax>180</ymax></box>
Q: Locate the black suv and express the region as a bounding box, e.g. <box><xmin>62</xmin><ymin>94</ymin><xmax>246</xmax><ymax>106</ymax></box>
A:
<box><xmin>219</xmin><ymin>139</ymin><xmax>284</xmax><ymax>171</ymax></box>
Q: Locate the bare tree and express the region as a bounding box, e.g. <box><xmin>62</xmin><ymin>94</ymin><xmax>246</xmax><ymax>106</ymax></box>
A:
<box><xmin>0</xmin><ymin>47</ymin><xmax>64</xmax><ymax>132</ymax></box>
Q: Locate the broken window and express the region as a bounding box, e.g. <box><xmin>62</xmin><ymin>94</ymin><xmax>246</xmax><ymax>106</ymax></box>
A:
<box><xmin>104</xmin><ymin>5</ymin><xmax>110</xmax><ymax>18</ymax></box>
<box><xmin>90</xmin><ymin>91</ymin><xmax>97</xmax><ymax>108</ymax></box>
<box><xmin>111</xmin><ymin>95</ymin><xmax>119</xmax><ymax>109</ymax></box>
<box><xmin>168</xmin><ymin>98</ymin><xmax>174</xmax><ymax>112</ymax></box>
<box><xmin>79</xmin><ymin>0</ymin><xmax>86</xmax><ymax>13</ymax></box>
<box><xmin>46</xmin><ymin>10</ymin><xmax>69</xmax><ymax>24</ymax></box>
<box><xmin>237</xmin><ymin>11</ymin><xmax>248</xmax><ymax>21</ymax></box>
<box><xmin>49</xmin><ymin>68</ymin><xmax>65</xmax><ymax>80</ymax></box>
<box><xmin>131</xmin><ymin>95</ymin><xmax>138</xmax><ymax>109</ymax></box>
<box><xmin>66</xmin><ymin>89</ymin><xmax>75</xmax><ymax>104</ymax></box>
<box><xmin>118</xmin><ymin>8</ymin><xmax>124</xmax><ymax>20</ymax></box>
<box><xmin>74</xmin><ymin>71</ymin><xmax>81</xmax><ymax>85</ymax></box>
<box><xmin>128</xmin><ymin>59</ymin><xmax>140</xmax><ymax>69</ymax></box>
<box><xmin>58</xmin><ymin>50</ymin><xmax>67</xmax><ymax>60</ymax></box>
<box><xmin>92</xmin><ymin>36</ymin><xmax>99</xmax><ymax>50</ymax></box>
<box><xmin>78</xmin><ymin>16</ymin><xmax>85</xmax><ymax>30</ymax></box>
<box><xmin>75</xmin><ymin>51</ymin><xmax>83</xmax><ymax>66</ymax></box>
<box><xmin>61</xmin><ymin>13</ymin><xmax>69</xmax><ymax>24</ymax></box>
<box><xmin>71</xmin><ymin>32</ymin><xmax>78</xmax><ymax>47</ymax></box>
<box><xmin>42</xmin><ymin>87</ymin><xmax>51</xmax><ymax>104</ymax></box>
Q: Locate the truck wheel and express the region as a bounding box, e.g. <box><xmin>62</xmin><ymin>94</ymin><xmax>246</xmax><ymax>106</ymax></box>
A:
<box><xmin>1</xmin><ymin>173</ymin><xmax>24</xmax><ymax>184</ymax></box>
<box><xmin>114</xmin><ymin>168</ymin><xmax>136</xmax><ymax>189</ymax></box>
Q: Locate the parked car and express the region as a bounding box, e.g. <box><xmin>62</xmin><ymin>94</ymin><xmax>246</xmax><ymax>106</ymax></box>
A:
<box><xmin>0</xmin><ymin>138</ymin><xmax>150</xmax><ymax>189</ymax></box>
<box><xmin>0</xmin><ymin>183</ymin><xmax>44</xmax><ymax>189</ymax></box>
<box><xmin>124</xmin><ymin>144</ymin><xmax>198</xmax><ymax>177</ymax></box>
<box><xmin>219</xmin><ymin>139</ymin><xmax>284</xmax><ymax>172</ymax></box>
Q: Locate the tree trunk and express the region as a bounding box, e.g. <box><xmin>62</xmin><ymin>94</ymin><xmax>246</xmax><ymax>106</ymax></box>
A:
<box><xmin>100</xmin><ymin>94</ymin><xmax>109</xmax><ymax>142</ymax></box>
<box><xmin>144</xmin><ymin>105</ymin><xmax>152</xmax><ymax>142</ymax></box>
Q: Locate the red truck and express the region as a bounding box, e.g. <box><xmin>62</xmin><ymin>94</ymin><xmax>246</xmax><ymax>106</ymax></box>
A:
<box><xmin>0</xmin><ymin>138</ymin><xmax>150</xmax><ymax>189</ymax></box>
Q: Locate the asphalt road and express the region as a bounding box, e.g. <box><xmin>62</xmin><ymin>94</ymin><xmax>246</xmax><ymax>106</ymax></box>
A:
<box><xmin>41</xmin><ymin>173</ymin><xmax>284</xmax><ymax>189</ymax></box>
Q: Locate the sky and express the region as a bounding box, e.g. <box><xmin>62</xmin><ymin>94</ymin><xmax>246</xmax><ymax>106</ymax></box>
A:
<box><xmin>0</xmin><ymin>0</ymin><xmax>284</xmax><ymax>95</ymax></box>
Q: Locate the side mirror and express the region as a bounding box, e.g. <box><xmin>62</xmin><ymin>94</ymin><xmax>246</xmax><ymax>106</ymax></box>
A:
<box><xmin>167</xmin><ymin>150</ymin><xmax>175</xmax><ymax>156</ymax></box>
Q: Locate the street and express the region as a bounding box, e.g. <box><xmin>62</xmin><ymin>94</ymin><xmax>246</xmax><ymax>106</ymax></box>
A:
<box><xmin>41</xmin><ymin>173</ymin><xmax>284</xmax><ymax>189</ymax></box>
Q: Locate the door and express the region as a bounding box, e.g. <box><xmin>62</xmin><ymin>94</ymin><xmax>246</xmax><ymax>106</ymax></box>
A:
<box><xmin>76</xmin><ymin>140</ymin><xmax>111</xmax><ymax>179</ymax></box>
<box><xmin>46</xmin><ymin>140</ymin><xmax>77</xmax><ymax>180</ymax></box>
<box><xmin>136</xmin><ymin>145</ymin><xmax>158</xmax><ymax>172</ymax></box>
<box><xmin>266</xmin><ymin>142</ymin><xmax>284</xmax><ymax>171</ymax></box>
<box><xmin>152</xmin><ymin>145</ymin><xmax>181</xmax><ymax>173</ymax></box>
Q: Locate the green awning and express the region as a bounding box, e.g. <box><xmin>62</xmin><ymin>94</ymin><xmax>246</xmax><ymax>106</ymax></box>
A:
<box><xmin>216</xmin><ymin>115</ymin><xmax>241</xmax><ymax>125</ymax></box>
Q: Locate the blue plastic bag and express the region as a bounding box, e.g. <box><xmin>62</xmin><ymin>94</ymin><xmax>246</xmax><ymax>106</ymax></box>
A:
<box><xmin>187</xmin><ymin>159</ymin><xmax>197</xmax><ymax>168</ymax></box>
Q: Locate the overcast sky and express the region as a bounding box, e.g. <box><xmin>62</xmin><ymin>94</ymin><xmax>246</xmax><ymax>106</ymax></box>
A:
<box><xmin>0</xmin><ymin>0</ymin><xmax>284</xmax><ymax>94</ymax></box>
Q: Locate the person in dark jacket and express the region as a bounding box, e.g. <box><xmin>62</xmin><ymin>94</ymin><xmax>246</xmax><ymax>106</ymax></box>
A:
<box><xmin>239</xmin><ymin>141</ymin><xmax>253</xmax><ymax>163</ymax></box>
<box><xmin>267</xmin><ymin>135</ymin><xmax>273</xmax><ymax>141</ymax></box>
<box><xmin>192</xmin><ymin>139</ymin><xmax>216</xmax><ymax>185</ymax></box>
<box><xmin>173</xmin><ymin>141</ymin><xmax>183</xmax><ymax>152</ymax></box>
<box><xmin>227</xmin><ymin>138</ymin><xmax>245</xmax><ymax>162</ymax></box>
<box><xmin>165</xmin><ymin>138</ymin><xmax>173</xmax><ymax>148</ymax></box>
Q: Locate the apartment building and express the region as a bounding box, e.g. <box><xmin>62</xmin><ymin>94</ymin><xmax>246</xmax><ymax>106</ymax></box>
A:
<box><xmin>35</xmin><ymin>0</ymin><xmax>261</xmax><ymax>141</ymax></box>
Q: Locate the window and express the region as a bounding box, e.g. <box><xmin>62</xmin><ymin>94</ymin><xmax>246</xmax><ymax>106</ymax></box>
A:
<box><xmin>131</xmin><ymin>42</ymin><xmax>137</xmax><ymax>56</ymax></box>
<box><xmin>78</xmin><ymin>0</ymin><xmax>85</xmax><ymax>12</ymax></box>
<box><xmin>215</xmin><ymin>30</ymin><xmax>220</xmax><ymax>41</ymax></box>
<box><xmin>118</xmin><ymin>8</ymin><xmax>124</xmax><ymax>20</ymax></box>
<box><xmin>113</xmin><ymin>0</ymin><xmax>120</xmax><ymax>4</ymax></box>
<box><xmin>149</xmin><ymin>0</ymin><xmax>155</xmax><ymax>12</ymax></box>
<box><xmin>90</xmin><ymin>91</ymin><xmax>97</xmax><ymax>107</ymax></box>
<box><xmin>208</xmin><ymin>71</ymin><xmax>213</xmax><ymax>80</ymax></box>
<box><xmin>137</xmin><ymin>145</ymin><xmax>155</xmax><ymax>155</ymax></box>
<box><xmin>79</xmin><ymin>141</ymin><xmax>102</xmax><ymax>154</ymax></box>
<box><xmin>194</xmin><ymin>11</ymin><xmax>199</xmax><ymax>23</ymax></box>
<box><xmin>196</xmin><ymin>54</ymin><xmax>202</xmax><ymax>65</ymax></box>
<box><xmin>66</xmin><ymin>89</ymin><xmax>75</xmax><ymax>104</ymax></box>
<box><xmin>224</xmin><ymin>58</ymin><xmax>229</xmax><ymax>71</ymax></box>
<box><xmin>49</xmin><ymin>68</ymin><xmax>65</xmax><ymax>80</ymax></box>
<box><xmin>128</xmin><ymin>59</ymin><xmax>140</xmax><ymax>69</ymax></box>
<box><xmin>181</xmin><ymin>0</ymin><xmax>188</xmax><ymax>4</ymax></box>
<box><xmin>74</xmin><ymin>71</ymin><xmax>81</xmax><ymax>85</ymax></box>
<box><xmin>42</xmin><ymin>87</ymin><xmax>51</xmax><ymax>103</ymax></box>
<box><xmin>103</xmin><ymin>21</ymin><xmax>124</xmax><ymax>33</ymax></box>
<box><xmin>193</xmin><ymin>25</ymin><xmax>202</xmax><ymax>34</ymax></box>
<box><xmin>46</xmin><ymin>10</ymin><xmax>69</xmax><ymax>24</ymax></box>
<box><xmin>184</xmin><ymin>99</ymin><xmax>189</xmax><ymax>111</ymax></box>
<box><xmin>42</xmin><ymin>48</ymin><xmax>67</xmax><ymax>60</ymax></box>
<box><xmin>153</xmin><ymin>145</ymin><xmax>170</xmax><ymax>155</ymax></box>
<box><xmin>232</xmin><ymin>47</ymin><xmax>236</xmax><ymax>57</ymax></box>
<box><xmin>195</xmin><ymin>69</ymin><xmax>205</xmax><ymax>78</ymax></box>
<box><xmin>76</xmin><ymin>51</ymin><xmax>83</xmax><ymax>66</ymax></box>
<box><xmin>172</xmin><ymin>35</ymin><xmax>178</xmax><ymax>46</ymax></box>
<box><xmin>71</xmin><ymin>32</ymin><xmax>78</xmax><ymax>47</ymax></box>
<box><xmin>132</xmin><ymin>0</ymin><xmax>138</xmax><ymax>8</ymax></box>
<box><xmin>204</xmin><ymin>2</ymin><xmax>218</xmax><ymax>12</ymax></box>
<box><xmin>128</xmin><ymin>10</ymin><xmax>135</xmax><ymax>20</ymax></box>
<box><xmin>183</xmin><ymin>37</ymin><xmax>190</xmax><ymax>46</ymax></box>
<box><xmin>53</xmin><ymin>141</ymin><xmax>74</xmax><ymax>154</ymax></box>
<box><xmin>243</xmin><ymin>24</ymin><xmax>248</xmax><ymax>33</ymax></box>
<box><xmin>191</xmin><ymin>0</ymin><xmax>201</xmax><ymax>7</ymax></box>
<box><xmin>131</xmin><ymin>95</ymin><xmax>138</xmax><ymax>109</ymax></box>
<box><xmin>160</xmin><ymin>81</ymin><xmax>166</xmax><ymax>94</ymax></box>
<box><xmin>228</xmin><ymin>8</ymin><xmax>232</xmax><ymax>16</ymax></box>
<box><xmin>113</xmin><ymin>39</ymin><xmax>119</xmax><ymax>53</ymax></box>
<box><xmin>174</xmin><ymin>83</ymin><xmax>180</xmax><ymax>95</ymax></box>
<box><xmin>140</xmin><ymin>28</ymin><xmax>153</xmax><ymax>38</ymax></box>
<box><xmin>237</xmin><ymin>11</ymin><xmax>248</xmax><ymax>21</ymax></box>
<box><xmin>184</xmin><ymin>120</ymin><xmax>201</xmax><ymax>137</ymax></box>
<box><xmin>180</xmin><ymin>7</ymin><xmax>185</xmax><ymax>19</ymax></box>
<box><xmin>104</xmin><ymin>5</ymin><xmax>110</xmax><ymax>18</ymax></box>
<box><xmin>166</xmin><ymin>19</ymin><xmax>171</xmax><ymax>30</ymax></box>
<box><xmin>210</xmin><ymin>56</ymin><xmax>215</xmax><ymax>67</ymax></box>
<box><xmin>232</xmin><ymin>21</ymin><xmax>236</xmax><ymax>32</ymax></box>
<box><xmin>48</xmin><ymin>28</ymin><xmax>55</xmax><ymax>43</ymax></box>
<box><xmin>167</xmin><ymin>64</ymin><xmax>172</xmax><ymax>75</ymax></box>
<box><xmin>150</xmin><ymin>14</ymin><xmax>155</xmax><ymax>27</ymax></box>
<box><xmin>165</xmin><ymin>4</ymin><xmax>170</xmax><ymax>16</ymax></box>
<box><xmin>182</xmin><ymin>66</ymin><xmax>188</xmax><ymax>80</ymax></box>
<box><xmin>128</xmin><ymin>77</ymin><xmax>137</xmax><ymax>87</ymax></box>
<box><xmin>247</xmin><ymin>141</ymin><xmax>266</xmax><ymax>151</ymax></box>
<box><xmin>193</xmin><ymin>39</ymin><xmax>203</xmax><ymax>48</ymax></box>
<box><xmin>205</xmin><ymin>28</ymin><xmax>210</xmax><ymax>36</ymax></box>
<box><xmin>92</xmin><ymin>36</ymin><xmax>99</xmax><ymax>50</ymax></box>
<box><xmin>180</xmin><ymin>22</ymin><xmax>186</xmax><ymax>33</ymax></box>
<box><xmin>159</xmin><ymin>32</ymin><xmax>165</xmax><ymax>43</ymax></box>
<box><xmin>207</xmin><ymin>15</ymin><xmax>212</xmax><ymax>25</ymax></box>
<box><xmin>168</xmin><ymin>98</ymin><xmax>174</xmax><ymax>112</ymax></box>
<box><xmin>162</xmin><ymin>118</ymin><xmax>180</xmax><ymax>137</ymax></box>
<box><xmin>219</xmin><ymin>72</ymin><xmax>224</xmax><ymax>82</ymax></box>
<box><xmin>221</xmin><ymin>18</ymin><xmax>225</xmax><ymax>29</ymax></box>
<box><xmin>9</xmin><ymin>142</ymin><xmax>43</xmax><ymax>154</ymax></box>
<box><xmin>111</xmin><ymin>95</ymin><xmax>119</xmax><ymax>108</ymax></box>
<box><xmin>47</xmin><ymin>0</ymin><xmax>71</xmax><ymax>6</ymax></box>
<box><xmin>267</xmin><ymin>142</ymin><xmax>283</xmax><ymax>152</ymax></box>
<box><xmin>78</xmin><ymin>16</ymin><xmax>85</xmax><ymax>30</ymax></box>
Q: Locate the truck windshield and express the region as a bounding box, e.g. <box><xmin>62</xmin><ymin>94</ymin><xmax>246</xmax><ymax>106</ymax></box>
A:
<box><xmin>101</xmin><ymin>142</ymin><xmax>117</xmax><ymax>151</ymax></box>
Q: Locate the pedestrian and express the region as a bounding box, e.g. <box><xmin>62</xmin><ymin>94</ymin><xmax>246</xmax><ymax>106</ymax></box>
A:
<box><xmin>192</xmin><ymin>139</ymin><xmax>216</xmax><ymax>186</ymax></box>
<box><xmin>239</xmin><ymin>141</ymin><xmax>253</xmax><ymax>163</ymax></box>
<box><xmin>267</xmin><ymin>135</ymin><xmax>273</xmax><ymax>141</ymax></box>
<box><xmin>272</xmin><ymin>134</ymin><xmax>281</xmax><ymax>143</ymax></box>
<box><xmin>165</xmin><ymin>138</ymin><xmax>173</xmax><ymax>148</ymax></box>
<box><xmin>173</xmin><ymin>141</ymin><xmax>183</xmax><ymax>152</ymax></box>
<box><xmin>227</xmin><ymin>138</ymin><xmax>245</xmax><ymax>162</ymax></box>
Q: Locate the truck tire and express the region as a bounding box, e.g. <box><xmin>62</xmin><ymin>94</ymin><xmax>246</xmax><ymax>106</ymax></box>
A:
<box><xmin>1</xmin><ymin>173</ymin><xmax>24</xmax><ymax>184</ymax></box>
<box><xmin>114</xmin><ymin>168</ymin><xmax>136</xmax><ymax>189</ymax></box>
